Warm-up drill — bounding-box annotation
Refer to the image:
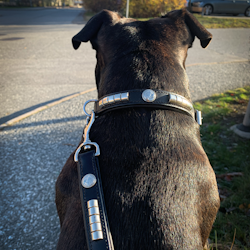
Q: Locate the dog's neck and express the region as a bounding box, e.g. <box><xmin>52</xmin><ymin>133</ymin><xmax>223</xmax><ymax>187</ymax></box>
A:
<box><xmin>94</xmin><ymin>48</ymin><xmax>191</xmax><ymax>101</ymax></box>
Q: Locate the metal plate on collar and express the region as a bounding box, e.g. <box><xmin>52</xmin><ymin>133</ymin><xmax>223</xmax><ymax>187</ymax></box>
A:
<box><xmin>142</xmin><ymin>89</ymin><xmax>156</xmax><ymax>102</ymax></box>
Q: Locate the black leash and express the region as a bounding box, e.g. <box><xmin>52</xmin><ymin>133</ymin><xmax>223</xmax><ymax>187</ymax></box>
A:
<box><xmin>74</xmin><ymin>88</ymin><xmax>202</xmax><ymax>250</ymax></box>
<box><xmin>75</xmin><ymin>110</ymin><xmax>114</xmax><ymax>250</ymax></box>
<box><xmin>77</xmin><ymin>150</ymin><xmax>114</xmax><ymax>250</ymax></box>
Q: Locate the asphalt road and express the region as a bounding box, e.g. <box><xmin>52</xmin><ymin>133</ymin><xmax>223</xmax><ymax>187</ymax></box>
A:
<box><xmin>0</xmin><ymin>8</ymin><xmax>250</xmax><ymax>250</ymax></box>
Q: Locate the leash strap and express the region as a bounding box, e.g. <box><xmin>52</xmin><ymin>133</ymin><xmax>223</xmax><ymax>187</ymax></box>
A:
<box><xmin>77</xmin><ymin>150</ymin><xmax>114</xmax><ymax>250</ymax></box>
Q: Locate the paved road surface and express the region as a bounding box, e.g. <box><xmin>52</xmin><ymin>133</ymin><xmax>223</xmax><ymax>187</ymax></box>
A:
<box><xmin>0</xmin><ymin>8</ymin><xmax>96</xmax><ymax>124</ymax></box>
<box><xmin>0</xmin><ymin>8</ymin><xmax>250</xmax><ymax>124</ymax></box>
<box><xmin>0</xmin><ymin>8</ymin><xmax>250</xmax><ymax>250</ymax></box>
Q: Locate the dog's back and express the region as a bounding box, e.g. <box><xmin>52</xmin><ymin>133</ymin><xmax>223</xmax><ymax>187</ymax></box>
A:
<box><xmin>56</xmin><ymin>9</ymin><xmax>220</xmax><ymax>250</ymax></box>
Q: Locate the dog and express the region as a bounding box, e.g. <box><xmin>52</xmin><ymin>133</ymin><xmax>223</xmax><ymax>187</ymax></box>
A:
<box><xmin>56</xmin><ymin>8</ymin><xmax>220</xmax><ymax>250</ymax></box>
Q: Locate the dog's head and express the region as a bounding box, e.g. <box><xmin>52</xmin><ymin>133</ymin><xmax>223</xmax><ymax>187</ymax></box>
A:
<box><xmin>72</xmin><ymin>9</ymin><xmax>212</xmax><ymax>99</ymax></box>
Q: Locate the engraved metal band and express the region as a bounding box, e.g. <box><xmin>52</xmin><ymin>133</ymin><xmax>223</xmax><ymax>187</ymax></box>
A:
<box><xmin>99</xmin><ymin>92</ymin><xmax>129</xmax><ymax>108</ymax></box>
<box><xmin>87</xmin><ymin>199</ymin><xmax>104</xmax><ymax>241</ymax></box>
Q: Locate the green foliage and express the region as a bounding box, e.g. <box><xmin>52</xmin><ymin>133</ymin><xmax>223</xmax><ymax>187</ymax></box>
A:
<box><xmin>83</xmin><ymin>0</ymin><xmax>186</xmax><ymax>18</ymax></box>
<box><xmin>83</xmin><ymin>0</ymin><xmax>126</xmax><ymax>13</ymax></box>
<box><xmin>129</xmin><ymin>0</ymin><xmax>186</xmax><ymax>18</ymax></box>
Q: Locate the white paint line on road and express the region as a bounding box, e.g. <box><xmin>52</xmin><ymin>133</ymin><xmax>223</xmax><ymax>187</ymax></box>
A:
<box><xmin>0</xmin><ymin>87</ymin><xmax>96</xmax><ymax>130</ymax></box>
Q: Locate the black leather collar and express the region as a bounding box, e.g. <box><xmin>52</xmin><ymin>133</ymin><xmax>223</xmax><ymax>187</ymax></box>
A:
<box><xmin>94</xmin><ymin>89</ymin><xmax>200</xmax><ymax>123</ymax></box>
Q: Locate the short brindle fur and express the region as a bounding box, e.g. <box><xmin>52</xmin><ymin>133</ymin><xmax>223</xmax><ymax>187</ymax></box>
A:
<box><xmin>56</xmin><ymin>8</ymin><xmax>220</xmax><ymax>250</ymax></box>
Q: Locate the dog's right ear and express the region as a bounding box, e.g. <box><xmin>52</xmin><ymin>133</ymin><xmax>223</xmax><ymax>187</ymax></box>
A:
<box><xmin>72</xmin><ymin>9</ymin><xmax>118</xmax><ymax>50</ymax></box>
<box><xmin>183</xmin><ymin>9</ymin><xmax>212</xmax><ymax>48</ymax></box>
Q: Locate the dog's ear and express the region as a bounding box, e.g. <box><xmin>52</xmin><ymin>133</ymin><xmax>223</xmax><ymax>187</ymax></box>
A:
<box><xmin>72</xmin><ymin>9</ymin><xmax>118</xmax><ymax>50</ymax></box>
<box><xmin>164</xmin><ymin>9</ymin><xmax>212</xmax><ymax>48</ymax></box>
<box><xmin>184</xmin><ymin>9</ymin><xmax>212</xmax><ymax>48</ymax></box>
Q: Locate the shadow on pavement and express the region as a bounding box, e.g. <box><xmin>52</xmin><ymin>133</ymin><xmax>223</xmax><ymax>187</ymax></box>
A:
<box><xmin>2</xmin><ymin>115</ymin><xmax>86</xmax><ymax>131</ymax></box>
<box><xmin>0</xmin><ymin>93</ymin><xmax>82</xmax><ymax>125</ymax></box>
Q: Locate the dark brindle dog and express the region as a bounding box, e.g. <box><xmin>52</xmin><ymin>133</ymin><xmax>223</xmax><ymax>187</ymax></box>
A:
<box><xmin>56</xmin><ymin>8</ymin><xmax>220</xmax><ymax>250</ymax></box>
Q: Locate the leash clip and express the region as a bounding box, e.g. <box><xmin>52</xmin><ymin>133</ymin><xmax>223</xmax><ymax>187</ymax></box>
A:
<box><xmin>74</xmin><ymin>101</ymin><xmax>100</xmax><ymax>162</ymax></box>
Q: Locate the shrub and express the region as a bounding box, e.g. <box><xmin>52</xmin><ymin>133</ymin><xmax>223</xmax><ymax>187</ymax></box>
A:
<box><xmin>83</xmin><ymin>0</ymin><xmax>186</xmax><ymax>18</ymax></box>
<box><xmin>129</xmin><ymin>0</ymin><xmax>186</xmax><ymax>18</ymax></box>
<box><xmin>83</xmin><ymin>0</ymin><xmax>126</xmax><ymax>13</ymax></box>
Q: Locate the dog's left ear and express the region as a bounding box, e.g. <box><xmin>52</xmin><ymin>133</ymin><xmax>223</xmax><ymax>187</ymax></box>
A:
<box><xmin>72</xmin><ymin>9</ymin><xmax>119</xmax><ymax>50</ymax></box>
<box><xmin>165</xmin><ymin>9</ymin><xmax>212</xmax><ymax>48</ymax></box>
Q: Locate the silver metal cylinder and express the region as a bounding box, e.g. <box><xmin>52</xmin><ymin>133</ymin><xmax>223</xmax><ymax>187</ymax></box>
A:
<box><xmin>90</xmin><ymin>222</ymin><xmax>102</xmax><ymax>232</ymax></box>
<box><xmin>89</xmin><ymin>215</ymin><xmax>101</xmax><ymax>224</ymax></box>
<box><xmin>87</xmin><ymin>199</ymin><xmax>98</xmax><ymax>208</ymax></box>
<box><xmin>91</xmin><ymin>230</ymin><xmax>103</xmax><ymax>241</ymax></box>
<box><xmin>196</xmin><ymin>110</ymin><xmax>202</xmax><ymax>125</ymax></box>
<box><xmin>88</xmin><ymin>206</ymin><xmax>100</xmax><ymax>216</ymax></box>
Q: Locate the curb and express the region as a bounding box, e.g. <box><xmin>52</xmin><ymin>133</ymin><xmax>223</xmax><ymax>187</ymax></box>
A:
<box><xmin>0</xmin><ymin>87</ymin><xmax>96</xmax><ymax>130</ymax></box>
<box><xmin>230</xmin><ymin>124</ymin><xmax>250</xmax><ymax>139</ymax></box>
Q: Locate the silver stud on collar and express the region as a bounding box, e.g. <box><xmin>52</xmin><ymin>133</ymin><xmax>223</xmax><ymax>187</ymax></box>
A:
<box><xmin>142</xmin><ymin>89</ymin><xmax>156</xmax><ymax>102</ymax></box>
<box><xmin>81</xmin><ymin>174</ymin><xmax>97</xmax><ymax>189</ymax></box>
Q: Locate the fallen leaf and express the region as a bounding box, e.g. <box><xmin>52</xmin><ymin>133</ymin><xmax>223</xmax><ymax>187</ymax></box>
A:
<box><xmin>239</xmin><ymin>204</ymin><xmax>245</xmax><ymax>210</ymax></box>
<box><xmin>225</xmin><ymin>175</ymin><xmax>232</xmax><ymax>181</ymax></box>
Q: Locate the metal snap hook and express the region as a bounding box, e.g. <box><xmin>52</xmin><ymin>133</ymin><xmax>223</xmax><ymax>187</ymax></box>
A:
<box><xmin>74</xmin><ymin>109</ymin><xmax>100</xmax><ymax>162</ymax></box>
<box><xmin>83</xmin><ymin>99</ymin><xmax>98</xmax><ymax>117</ymax></box>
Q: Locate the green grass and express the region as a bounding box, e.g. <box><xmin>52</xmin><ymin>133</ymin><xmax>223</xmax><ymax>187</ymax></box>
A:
<box><xmin>136</xmin><ymin>14</ymin><xmax>250</xmax><ymax>29</ymax></box>
<box><xmin>194</xmin><ymin>86</ymin><xmax>250</xmax><ymax>250</ymax></box>
<box><xmin>83</xmin><ymin>10</ymin><xmax>96</xmax><ymax>21</ymax></box>
<box><xmin>193</xmin><ymin>14</ymin><xmax>250</xmax><ymax>29</ymax></box>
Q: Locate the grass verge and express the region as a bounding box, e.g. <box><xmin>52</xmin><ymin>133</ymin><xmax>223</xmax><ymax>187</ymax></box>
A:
<box><xmin>83</xmin><ymin>10</ymin><xmax>96</xmax><ymax>22</ymax></box>
<box><xmin>194</xmin><ymin>86</ymin><xmax>250</xmax><ymax>250</ymax></box>
<box><xmin>193</xmin><ymin>14</ymin><xmax>250</xmax><ymax>29</ymax></box>
<box><xmin>137</xmin><ymin>14</ymin><xmax>250</xmax><ymax>28</ymax></box>
<box><xmin>135</xmin><ymin>12</ymin><xmax>250</xmax><ymax>28</ymax></box>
